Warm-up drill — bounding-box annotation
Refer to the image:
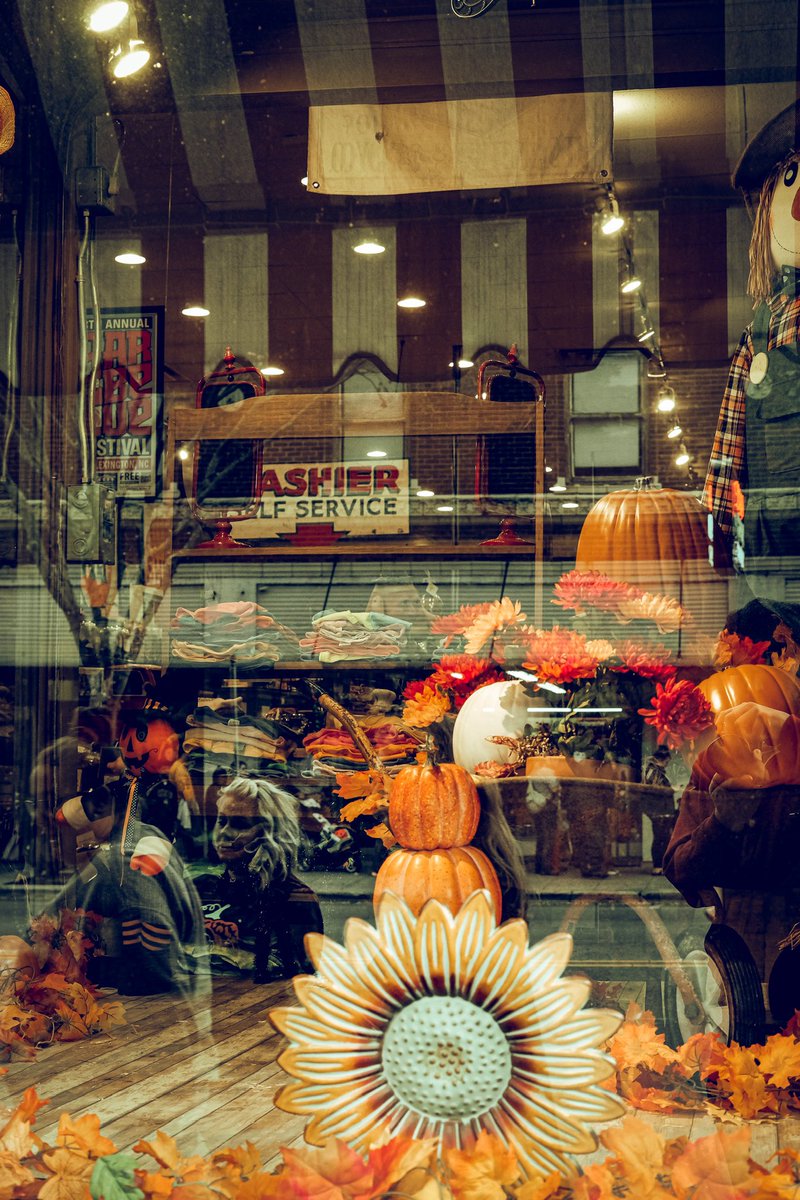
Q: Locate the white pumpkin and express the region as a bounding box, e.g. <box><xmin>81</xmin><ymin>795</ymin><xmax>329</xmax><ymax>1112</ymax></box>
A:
<box><xmin>452</xmin><ymin>680</ymin><xmax>532</xmax><ymax>773</ymax></box>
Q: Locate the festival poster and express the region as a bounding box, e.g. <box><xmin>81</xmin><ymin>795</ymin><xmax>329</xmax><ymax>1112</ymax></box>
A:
<box><xmin>88</xmin><ymin>307</ymin><xmax>164</xmax><ymax>497</ymax></box>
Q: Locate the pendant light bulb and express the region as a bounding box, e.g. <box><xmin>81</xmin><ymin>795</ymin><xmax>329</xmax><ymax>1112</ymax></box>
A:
<box><xmin>88</xmin><ymin>0</ymin><xmax>129</xmax><ymax>31</ymax></box>
<box><xmin>674</xmin><ymin>444</ymin><xmax>690</xmax><ymax>467</ymax></box>
<box><xmin>600</xmin><ymin>195</ymin><xmax>624</xmax><ymax>236</ymax></box>
<box><xmin>656</xmin><ymin>386</ymin><xmax>676</xmax><ymax>413</ymax></box>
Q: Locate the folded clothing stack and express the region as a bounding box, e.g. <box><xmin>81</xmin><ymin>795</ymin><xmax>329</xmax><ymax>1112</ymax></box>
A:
<box><xmin>171</xmin><ymin>602</ymin><xmax>300</xmax><ymax>666</ymax></box>
<box><xmin>299</xmin><ymin>610</ymin><xmax>410</xmax><ymax>663</ymax></box>
<box><xmin>182</xmin><ymin>697</ymin><xmax>295</xmax><ymax>780</ymax></box>
<box><xmin>302</xmin><ymin>715</ymin><xmax>418</xmax><ymax>774</ymax></box>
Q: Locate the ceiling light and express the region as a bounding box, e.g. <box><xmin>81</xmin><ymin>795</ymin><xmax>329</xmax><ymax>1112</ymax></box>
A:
<box><xmin>301</xmin><ymin>176</ymin><xmax>308</xmax><ymax>187</ymax></box>
<box><xmin>177</xmin><ymin>447</ymin><xmax>189</xmax><ymax>461</ymax></box>
<box><xmin>561</xmin><ymin>501</ymin><xmax>579</xmax><ymax>510</ymax></box>
<box><xmin>449</xmin><ymin>358</ymin><xmax>474</xmax><ymax>369</ymax></box>
<box><xmin>261</xmin><ymin>366</ymin><xmax>285</xmax><ymax>377</ymax></box>
<box><xmin>666</xmin><ymin>423</ymin><xmax>683</xmax><ymax>439</ymax></box>
<box><xmin>675</xmin><ymin>444</ymin><xmax>690</xmax><ymax>467</ymax></box>
<box><xmin>114</xmin><ymin>251</ymin><xmax>146</xmax><ymax>265</ymax></box>
<box><xmin>354</xmin><ymin>239</ymin><xmax>385</xmax><ymax>255</ymax></box>
<box><xmin>366</xmin><ymin>449</ymin><xmax>387</xmax><ymax>459</ymax></box>
<box><xmin>110</xmin><ymin>36</ymin><xmax>150</xmax><ymax>78</ymax></box>
<box><xmin>544</xmin><ymin>465</ymin><xmax>552</xmax><ymax>473</ymax></box>
<box><xmin>437</xmin><ymin>504</ymin><xmax>454</xmax><ymax>513</ymax></box>
<box><xmin>621</xmin><ymin>271</ymin><xmax>642</xmax><ymax>294</ymax></box>
<box><xmin>88</xmin><ymin>1</ymin><xmax>129</xmax><ymax>32</ymax></box>
<box><xmin>656</xmin><ymin>386</ymin><xmax>676</xmax><ymax>413</ymax></box>
<box><xmin>600</xmin><ymin>195</ymin><xmax>624</xmax><ymax>236</ymax></box>
<box><xmin>397</xmin><ymin>296</ymin><xmax>426</xmax><ymax>309</ymax></box>
<box><xmin>416</xmin><ymin>488</ymin><xmax>435</xmax><ymax>498</ymax></box>
<box><xmin>549</xmin><ymin>476</ymin><xmax>567</xmax><ymax>493</ymax></box>
<box><xmin>181</xmin><ymin>305</ymin><xmax>209</xmax><ymax>317</ymax></box>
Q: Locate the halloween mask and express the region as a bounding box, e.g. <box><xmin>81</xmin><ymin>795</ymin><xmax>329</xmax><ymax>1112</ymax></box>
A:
<box><xmin>213</xmin><ymin>791</ymin><xmax>266</xmax><ymax>861</ymax></box>
<box><xmin>118</xmin><ymin>714</ymin><xmax>180</xmax><ymax>778</ymax></box>
<box><xmin>770</xmin><ymin>156</ymin><xmax>800</xmax><ymax>269</ymax></box>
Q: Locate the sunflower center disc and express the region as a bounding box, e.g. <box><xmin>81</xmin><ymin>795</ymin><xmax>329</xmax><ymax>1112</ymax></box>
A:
<box><xmin>381</xmin><ymin>995</ymin><xmax>512</xmax><ymax>1121</ymax></box>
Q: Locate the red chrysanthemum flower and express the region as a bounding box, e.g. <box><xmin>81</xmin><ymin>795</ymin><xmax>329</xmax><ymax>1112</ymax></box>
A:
<box><xmin>402</xmin><ymin>678</ymin><xmax>435</xmax><ymax>702</ymax></box>
<box><xmin>521</xmin><ymin>626</ymin><xmax>607</xmax><ymax>685</ymax></box>
<box><xmin>552</xmin><ymin>570</ymin><xmax>637</xmax><ymax>616</ymax></box>
<box><xmin>638</xmin><ymin>678</ymin><xmax>715</xmax><ymax>750</ymax></box>
<box><xmin>614</xmin><ymin>642</ymin><xmax>677</xmax><ymax>682</ymax></box>
<box><xmin>428</xmin><ymin>655</ymin><xmax>505</xmax><ymax>708</ymax></box>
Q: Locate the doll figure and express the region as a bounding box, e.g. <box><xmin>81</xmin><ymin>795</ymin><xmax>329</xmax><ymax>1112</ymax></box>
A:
<box><xmin>194</xmin><ymin>776</ymin><xmax>323</xmax><ymax>982</ymax></box>
<box><xmin>706</xmin><ymin>100</ymin><xmax>800</xmax><ymax>567</ymax></box>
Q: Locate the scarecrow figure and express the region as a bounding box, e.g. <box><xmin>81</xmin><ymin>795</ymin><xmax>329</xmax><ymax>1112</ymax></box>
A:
<box><xmin>194</xmin><ymin>776</ymin><xmax>323</xmax><ymax>982</ymax></box>
<box><xmin>706</xmin><ymin>100</ymin><xmax>800</xmax><ymax>569</ymax></box>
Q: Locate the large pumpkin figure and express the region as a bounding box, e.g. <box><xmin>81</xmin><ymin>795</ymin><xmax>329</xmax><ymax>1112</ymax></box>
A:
<box><xmin>698</xmin><ymin>663</ymin><xmax>800</xmax><ymax>718</ymax></box>
<box><xmin>118</xmin><ymin>702</ymin><xmax>180</xmax><ymax>778</ymax></box>
<box><xmin>692</xmin><ymin>701</ymin><xmax>800</xmax><ymax>791</ymax></box>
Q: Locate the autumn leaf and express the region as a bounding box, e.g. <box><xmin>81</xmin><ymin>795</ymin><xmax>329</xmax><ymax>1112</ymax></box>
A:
<box><xmin>58</xmin><ymin>1113</ymin><xmax>117</xmax><ymax>1158</ymax></box>
<box><xmin>90</xmin><ymin>1154</ymin><xmax>145</xmax><ymax>1200</ymax></box>
<box><xmin>600</xmin><ymin>1114</ymin><xmax>666</xmax><ymax>1196</ymax></box>
<box><xmin>0</xmin><ymin>1148</ymin><xmax>34</xmax><ymax>1191</ymax></box>
<box><xmin>569</xmin><ymin>1161</ymin><xmax>616</xmax><ymax>1200</ymax></box>
<box><xmin>133</xmin><ymin>1134</ymin><xmax>181</xmax><ymax>1174</ymax></box>
<box><xmin>339</xmin><ymin>796</ymin><xmax>385</xmax><ymax>823</ymax></box>
<box><xmin>607</xmin><ymin>1004</ymin><xmax>679</xmax><ymax>1075</ymax></box>
<box><xmin>136</xmin><ymin>1172</ymin><xmax>174</xmax><ymax>1200</ymax></box>
<box><xmin>169</xmin><ymin>1186</ymin><xmax>220</xmax><ymax>1200</ymax></box>
<box><xmin>363</xmin><ymin>822</ymin><xmax>396</xmax><ymax>848</ymax></box>
<box><xmin>335</xmin><ymin>771</ymin><xmax>387</xmax><ymax>801</ymax></box>
<box><xmin>444</xmin><ymin>1130</ymin><xmax>519</xmax><ymax>1200</ymax></box>
<box><xmin>513</xmin><ymin>1172</ymin><xmax>562</xmax><ymax>1200</ymax></box>
<box><xmin>280</xmin><ymin>1139</ymin><xmax>372</xmax><ymax>1199</ymax></box>
<box><xmin>677</xmin><ymin>1031</ymin><xmax>728</xmax><ymax>1081</ymax></box>
<box><xmin>39</xmin><ymin>1148</ymin><xmax>95</xmax><ymax>1200</ymax></box>
<box><xmin>755</xmin><ymin>1034</ymin><xmax>800</xmax><ymax>1089</ymax></box>
<box><xmin>715</xmin><ymin>1044</ymin><xmax>777</xmax><ymax>1119</ymax></box>
<box><xmin>670</xmin><ymin>1126</ymin><xmax>754</xmax><ymax>1200</ymax></box>
<box><xmin>213</xmin><ymin>1144</ymin><xmax>262</xmax><ymax>1180</ymax></box>
<box><xmin>366</xmin><ymin>1135</ymin><xmax>437</xmax><ymax>1196</ymax></box>
<box><xmin>232</xmin><ymin>1171</ymin><xmax>288</xmax><ymax>1199</ymax></box>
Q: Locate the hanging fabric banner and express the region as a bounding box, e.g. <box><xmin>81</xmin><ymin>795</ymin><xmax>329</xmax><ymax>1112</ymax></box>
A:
<box><xmin>307</xmin><ymin>92</ymin><xmax>612</xmax><ymax>196</ymax></box>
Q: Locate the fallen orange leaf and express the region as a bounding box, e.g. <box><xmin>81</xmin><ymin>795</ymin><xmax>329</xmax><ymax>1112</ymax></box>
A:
<box><xmin>444</xmin><ymin>1130</ymin><xmax>519</xmax><ymax>1200</ymax></box>
<box><xmin>670</xmin><ymin>1126</ymin><xmax>754</xmax><ymax>1200</ymax></box>
<box><xmin>56</xmin><ymin>1112</ymin><xmax>117</xmax><ymax>1158</ymax></box>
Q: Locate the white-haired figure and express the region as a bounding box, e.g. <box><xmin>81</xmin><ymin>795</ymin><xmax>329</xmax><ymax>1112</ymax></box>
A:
<box><xmin>194</xmin><ymin>776</ymin><xmax>323</xmax><ymax>983</ymax></box>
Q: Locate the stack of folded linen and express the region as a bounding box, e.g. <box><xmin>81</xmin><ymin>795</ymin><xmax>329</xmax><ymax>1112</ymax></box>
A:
<box><xmin>302</xmin><ymin>715</ymin><xmax>418</xmax><ymax>775</ymax></box>
<box><xmin>299</xmin><ymin>610</ymin><xmax>409</xmax><ymax>663</ymax></box>
<box><xmin>171</xmin><ymin>602</ymin><xmax>300</xmax><ymax>666</ymax></box>
<box><xmin>182</xmin><ymin>696</ymin><xmax>296</xmax><ymax>780</ymax></box>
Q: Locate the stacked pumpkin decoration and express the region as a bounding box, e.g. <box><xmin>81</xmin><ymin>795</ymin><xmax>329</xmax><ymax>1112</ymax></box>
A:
<box><xmin>373</xmin><ymin>755</ymin><xmax>503</xmax><ymax>919</ymax></box>
<box><xmin>691</xmin><ymin>663</ymin><xmax>800</xmax><ymax>790</ymax></box>
<box><xmin>313</xmin><ymin>688</ymin><xmax>502</xmax><ymax>920</ymax></box>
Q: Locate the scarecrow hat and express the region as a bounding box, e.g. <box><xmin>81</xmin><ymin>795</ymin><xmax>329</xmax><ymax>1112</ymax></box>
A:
<box><xmin>733</xmin><ymin>98</ymin><xmax>800</xmax><ymax>212</ymax></box>
<box><xmin>0</xmin><ymin>88</ymin><xmax>14</xmax><ymax>156</ymax></box>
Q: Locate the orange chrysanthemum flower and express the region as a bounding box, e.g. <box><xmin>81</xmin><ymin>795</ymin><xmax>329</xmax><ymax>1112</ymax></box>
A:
<box><xmin>402</xmin><ymin>685</ymin><xmax>451</xmax><ymax>728</ymax></box>
<box><xmin>617</xmin><ymin>591</ymin><xmax>685</xmax><ymax>634</ymax></box>
<box><xmin>615</xmin><ymin>642</ymin><xmax>676</xmax><ymax>681</ymax></box>
<box><xmin>430</xmin><ymin>602</ymin><xmax>493</xmax><ymax>646</ymax></box>
<box><xmin>639</xmin><ymin>678</ymin><xmax>714</xmax><ymax>750</ymax></box>
<box><xmin>521</xmin><ymin>626</ymin><xmax>607</xmax><ymax>685</ymax></box>
<box><xmin>552</xmin><ymin>570</ymin><xmax>635</xmax><ymax>616</ymax></box>
<box><xmin>463</xmin><ymin>597</ymin><xmax>527</xmax><ymax>656</ymax></box>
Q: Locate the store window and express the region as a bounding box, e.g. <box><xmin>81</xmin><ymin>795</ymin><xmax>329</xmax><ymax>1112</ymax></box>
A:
<box><xmin>570</xmin><ymin>350</ymin><xmax>643</xmax><ymax>478</ymax></box>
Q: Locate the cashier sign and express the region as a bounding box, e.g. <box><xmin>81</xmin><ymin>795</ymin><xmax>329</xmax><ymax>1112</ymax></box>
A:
<box><xmin>240</xmin><ymin>460</ymin><xmax>410</xmax><ymax>537</ymax></box>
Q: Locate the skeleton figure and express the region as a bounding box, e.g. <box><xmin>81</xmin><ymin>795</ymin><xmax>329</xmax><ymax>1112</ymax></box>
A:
<box><xmin>196</xmin><ymin>777</ymin><xmax>323</xmax><ymax>982</ymax></box>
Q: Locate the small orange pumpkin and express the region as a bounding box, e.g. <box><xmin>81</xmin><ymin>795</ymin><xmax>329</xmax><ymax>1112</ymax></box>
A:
<box><xmin>698</xmin><ymin>663</ymin><xmax>800</xmax><ymax>718</ymax></box>
<box><xmin>373</xmin><ymin>845</ymin><xmax>502</xmax><ymax>919</ymax></box>
<box><xmin>118</xmin><ymin>713</ymin><xmax>180</xmax><ymax>777</ymax></box>
<box><xmin>389</xmin><ymin>760</ymin><xmax>480</xmax><ymax>850</ymax></box>
<box><xmin>692</xmin><ymin>702</ymin><xmax>800</xmax><ymax>791</ymax></box>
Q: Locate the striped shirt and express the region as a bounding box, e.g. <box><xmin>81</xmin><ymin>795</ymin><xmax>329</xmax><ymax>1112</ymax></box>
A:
<box><xmin>705</xmin><ymin>275</ymin><xmax>800</xmax><ymax>536</ymax></box>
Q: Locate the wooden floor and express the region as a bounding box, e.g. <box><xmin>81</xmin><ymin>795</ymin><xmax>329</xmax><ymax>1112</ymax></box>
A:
<box><xmin>0</xmin><ymin>978</ymin><xmax>307</xmax><ymax>1167</ymax></box>
<box><xmin>3</xmin><ymin>977</ymin><xmax>800</xmax><ymax>1174</ymax></box>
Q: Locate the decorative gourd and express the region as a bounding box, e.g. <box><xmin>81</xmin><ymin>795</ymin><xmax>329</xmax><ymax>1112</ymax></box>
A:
<box><xmin>0</xmin><ymin>936</ymin><xmax>40</xmax><ymax>993</ymax></box>
<box><xmin>692</xmin><ymin>701</ymin><xmax>800</xmax><ymax>790</ymax></box>
<box><xmin>575</xmin><ymin>477</ymin><xmax>718</xmax><ymax>591</ymax></box>
<box><xmin>389</xmin><ymin>759</ymin><xmax>479</xmax><ymax>850</ymax></box>
<box><xmin>698</xmin><ymin>663</ymin><xmax>800</xmax><ymax>718</ymax></box>
<box><xmin>373</xmin><ymin>845</ymin><xmax>502</xmax><ymax>919</ymax></box>
<box><xmin>452</xmin><ymin>680</ymin><xmax>532</xmax><ymax>774</ymax></box>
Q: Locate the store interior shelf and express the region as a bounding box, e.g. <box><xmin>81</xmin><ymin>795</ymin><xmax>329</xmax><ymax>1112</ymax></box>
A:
<box><xmin>171</xmin><ymin>538</ymin><xmax>535</xmax><ymax>560</ymax></box>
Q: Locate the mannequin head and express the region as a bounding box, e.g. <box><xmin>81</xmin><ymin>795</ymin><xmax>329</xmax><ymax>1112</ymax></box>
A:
<box><xmin>748</xmin><ymin>152</ymin><xmax>800</xmax><ymax>301</ymax></box>
<box><xmin>212</xmin><ymin>776</ymin><xmax>301</xmax><ymax>886</ymax></box>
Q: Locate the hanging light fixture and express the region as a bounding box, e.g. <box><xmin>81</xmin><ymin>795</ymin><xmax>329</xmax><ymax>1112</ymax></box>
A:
<box><xmin>600</xmin><ymin>193</ymin><xmax>624</xmax><ymax>236</ymax></box>
<box><xmin>353</xmin><ymin>237</ymin><xmax>386</xmax><ymax>255</ymax></box>
<box><xmin>674</xmin><ymin>444</ymin><xmax>690</xmax><ymax>466</ymax></box>
<box><xmin>646</xmin><ymin>355</ymin><xmax>667</xmax><ymax>380</ymax></box>
<box><xmin>656</xmin><ymin>386</ymin><xmax>676</xmax><ymax>413</ymax></box>
<box><xmin>637</xmin><ymin>313</ymin><xmax>656</xmax><ymax>343</ymax></box>
<box><xmin>549</xmin><ymin>476</ymin><xmax>567</xmax><ymax>493</ymax></box>
<box><xmin>109</xmin><ymin>12</ymin><xmax>150</xmax><ymax>78</ymax></box>
<box><xmin>666</xmin><ymin>422</ymin><xmax>683</xmax><ymax>439</ymax></box>
<box><xmin>620</xmin><ymin>262</ymin><xmax>642</xmax><ymax>293</ymax></box>
<box><xmin>87</xmin><ymin>0</ymin><xmax>129</xmax><ymax>32</ymax></box>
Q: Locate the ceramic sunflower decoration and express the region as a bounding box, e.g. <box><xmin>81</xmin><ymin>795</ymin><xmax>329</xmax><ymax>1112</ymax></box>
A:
<box><xmin>270</xmin><ymin>890</ymin><xmax>625</xmax><ymax>1178</ymax></box>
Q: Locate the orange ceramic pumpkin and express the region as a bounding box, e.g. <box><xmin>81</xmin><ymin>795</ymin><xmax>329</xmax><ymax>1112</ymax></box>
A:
<box><xmin>575</xmin><ymin>479</ymin><xmax>717</xmax><ymax>591</ymax></box>
<box><xmin>692</xmin><ymin>702</ymin><xmax>800</xmax><ymax>790</ymax></box>
<box><xmin>389</xmin><ymin>760</ymin><xmax>480</xmax><ymax>850</ymax></box>
<box><xmin>698</xmin><ymin>663</ymin><xmax>800</xmax><ymax>718</ymax></box>
<box><xmin>373</xmin><ymin>845</ymin><xmax>502</xmax><ymax>919</ymax></box>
